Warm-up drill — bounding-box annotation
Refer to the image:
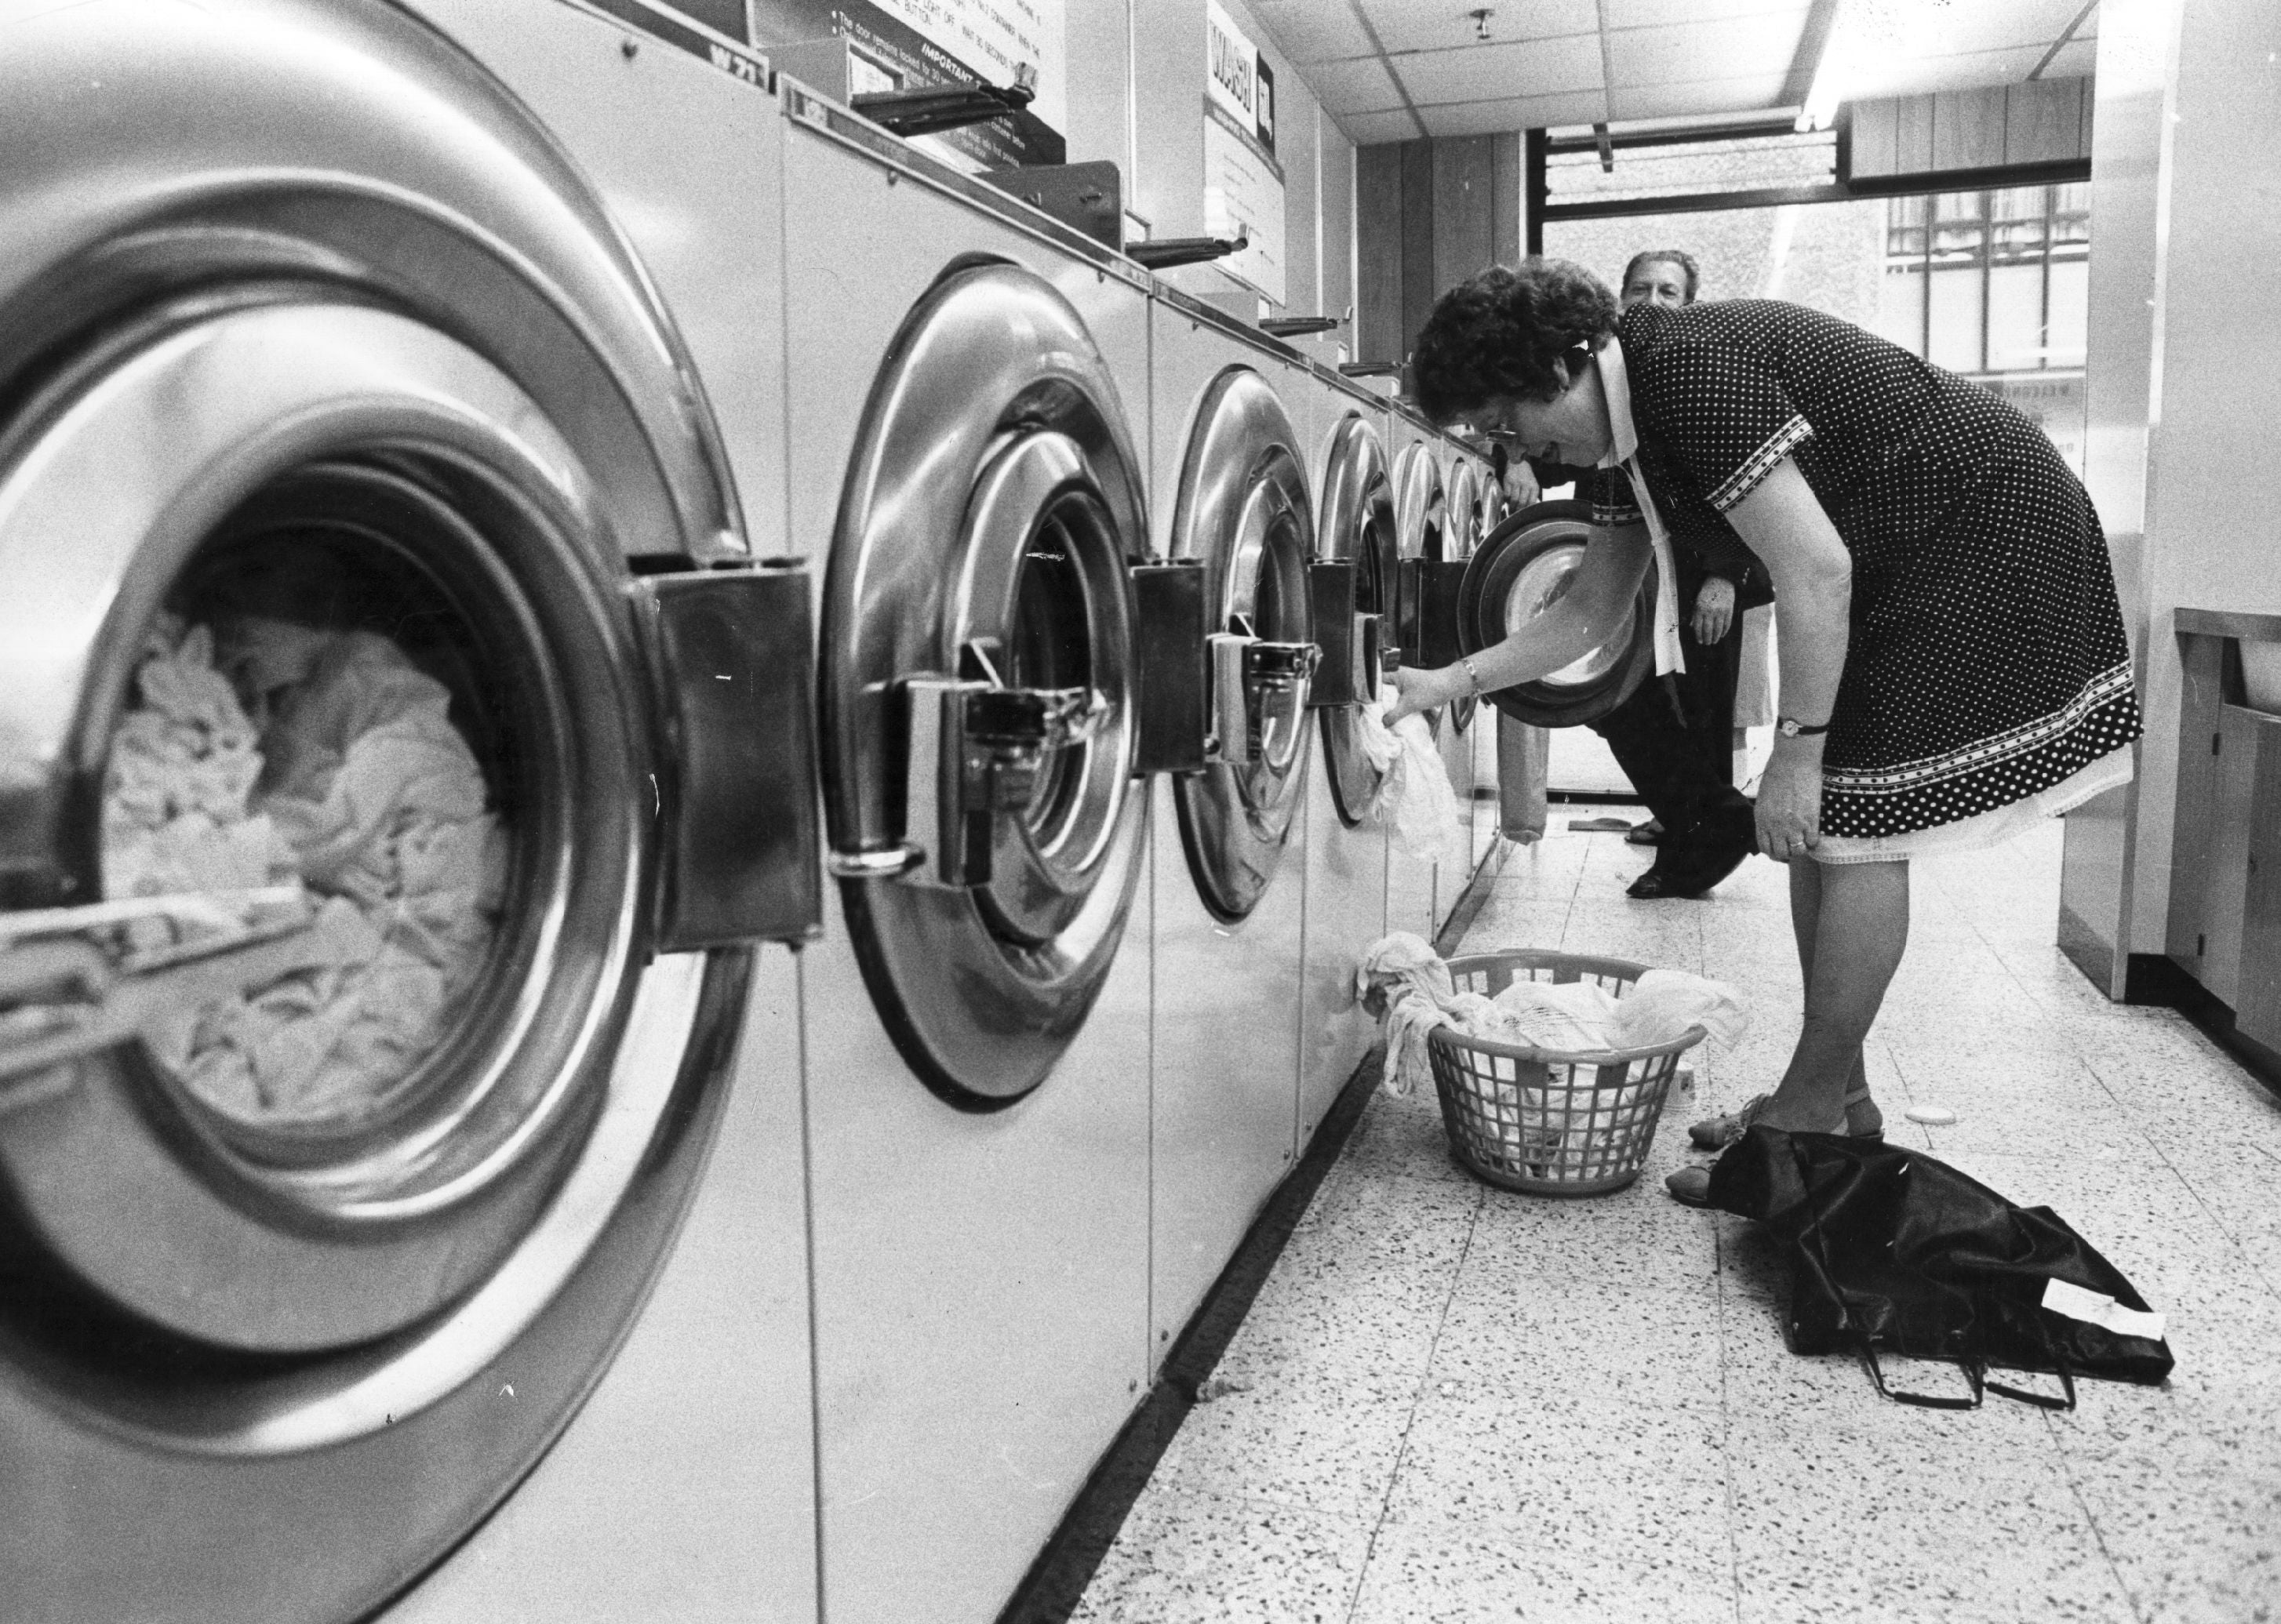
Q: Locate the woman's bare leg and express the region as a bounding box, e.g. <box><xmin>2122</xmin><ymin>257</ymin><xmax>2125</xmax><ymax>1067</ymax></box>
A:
<box><xmin>1756</xmin><ymin>857</ymin><xmax>1908</xmax><ymax>1134</ymax></box>
<box><xmin>1786</xmin><ymin>859</ymin><xmax>1880</xmax><ymax>1134</ymax></box>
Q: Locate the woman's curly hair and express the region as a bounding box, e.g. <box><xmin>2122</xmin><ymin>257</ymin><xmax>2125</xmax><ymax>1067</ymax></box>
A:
<box><xmin>1410</xmin><ymin>259</ymin><xmax>1618</xmax><ymax>425</ymax></box>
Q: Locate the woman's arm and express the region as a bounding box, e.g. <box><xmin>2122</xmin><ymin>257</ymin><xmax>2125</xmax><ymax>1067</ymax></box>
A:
<box><xmin>1723</xmin><ymin>456</ymin><xmax>1851</xmax><ymax>859</ymax></box>
<box><xmin>1388</xmin><ymin>525</ymin><xmax>1651</xmax><ymax>721</ymax></box>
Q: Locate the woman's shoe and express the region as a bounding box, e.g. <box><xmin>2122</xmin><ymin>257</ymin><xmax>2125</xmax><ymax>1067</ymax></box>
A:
<box><xmin>1666</xmin><ymin>1165</ymin><xmax>1715</xmax><ymax>1207</ymax></box>
<box><xmin>1627</xmin><ymin>818</ymin><xmax>1664</xmax><ymax>846</ymax></box>
<box><xmin>1686</xmin><ymin>1088</ymin><xmax>1884</xmax><ymax>1150</ymax></box>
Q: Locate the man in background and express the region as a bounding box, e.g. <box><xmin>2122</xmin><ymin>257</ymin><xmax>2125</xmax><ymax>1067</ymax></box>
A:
<box><xmin>1589</xmin><ymin>248</ymin><xmax>1766</xmax><ymax>899</ymax></box>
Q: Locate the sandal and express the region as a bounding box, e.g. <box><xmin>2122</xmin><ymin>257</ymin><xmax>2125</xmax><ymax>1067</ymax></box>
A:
<box><xmin>1686</xmin><ymin>1086</ymin><xmax>1884</xmax><ymax>1152</ymax></box>
<box><xmin>1668</xmin><ymin>1097</ymin><xmax>1865</xmax><ymax>1208</ymax></box>
<box><xmin>1626</xmin><ymin>818</ymin><xmax>1664</xmax><ymax>846</ymax></box>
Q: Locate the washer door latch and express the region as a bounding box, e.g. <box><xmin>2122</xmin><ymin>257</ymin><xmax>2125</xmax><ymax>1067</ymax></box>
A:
<box><xmin>1206</xmin><ymin>623</ymin><xmax>1320</xmax><ymax>768</ymax></box>
<box><xmin>635</xmin><ymin>561</ymin><xmax>824</xmax><ymax>950</ymax></box>
<box><xmin>896</xmin><ymin>645</ymin><xmax>1108</xmax><ymax>889</ymax></box>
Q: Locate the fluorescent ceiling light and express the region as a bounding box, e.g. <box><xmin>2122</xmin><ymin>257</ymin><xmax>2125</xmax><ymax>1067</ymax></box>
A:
<box><xmin>1795</xmin><ymin>0</ymin><xmax>1848</xmax><ymax>132</ymax></box>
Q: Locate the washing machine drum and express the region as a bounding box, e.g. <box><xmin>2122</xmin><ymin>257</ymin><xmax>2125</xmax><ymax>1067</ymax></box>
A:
<box><xmin>823</xmin><ymin>262</ymin><xmax>1151</xmax><ymax>1108</ymax></box>
<box><xmin>0</xmin><ymin>5</ymin><xmax>814</xmax><ymax>1620</ymax></box>
<box><xmin>1170</xmin><ymin>369</ymin><xmax>1317</xmax><ymax>924</ymax></box>
<box><xmin>1457</xmin><ymin>500</ymin><xmax>1659</xmax><ymax>728</ymax></box>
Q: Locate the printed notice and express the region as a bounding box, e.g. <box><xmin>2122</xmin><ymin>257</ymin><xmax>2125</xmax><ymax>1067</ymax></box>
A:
<box><xmin>1202</xmin><ymin>0</ymin><xmax>1284</xmax><ymax>306</ymax></box>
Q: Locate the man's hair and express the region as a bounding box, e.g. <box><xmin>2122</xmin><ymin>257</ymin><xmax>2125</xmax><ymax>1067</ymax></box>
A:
<box><xmin>1621</xmin><ymin>249</ymin><xmax>1701</xmax><ymax>303</ymax></box>
<box><xmin>1410</xmin><ymin>258</ymin><xmax>1618</xmax><ymax>425</ymax></box>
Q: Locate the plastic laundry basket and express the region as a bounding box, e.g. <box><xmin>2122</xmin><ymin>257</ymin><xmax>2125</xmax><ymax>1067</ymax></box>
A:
<box><xmin>1427</xmin><ymin>950</ymin><xmax>1705</xmax><ymax>1197</ymax></box>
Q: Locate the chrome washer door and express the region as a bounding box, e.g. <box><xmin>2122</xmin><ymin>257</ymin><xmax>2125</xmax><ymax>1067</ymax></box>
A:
<box><xmin>1315</xmin><ymin>415</ymin><xmax>1397</xmax><ymax>829</ymax></box>
<box><xmin>1457</xmin><ymin>500</ymin><xmax>1659</xmax><ymax>728</ymax></box>
<box><xmin>824</xmin><ymin>263</ymin><xmax>1148</xmax><ymax>1108</ymax></box>
<box><xmin>1170</xmin><ymin>369</ymin><xmax>1315</xmax><ymax>923</ymax></box>
<box><xmin>1444</xmin><ymin>460</ymin><xmax>1482</xmax><ymax>732</ymax></box>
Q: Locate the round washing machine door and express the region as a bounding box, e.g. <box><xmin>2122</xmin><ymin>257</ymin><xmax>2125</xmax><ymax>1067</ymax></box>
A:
<box><xmin>1170</xmin><ymin>369</ymin><xmax>1318</xmax><ymax>924</ymax></box>
<box><xmin>1314</xmin><ymin>414</ymin><xmax>1399</xmax><ymax>828</ymax></box>
<box><xmin>1442</xmin><ymin>460</ymin><xmax>1483</xmax><ymax>734</ymax></box>
<box><xmin>0</xmin><ymin>5</ymin><xmax>811</xmax><ymax>1621</ymax></box>
<box><xmin>823</xmin><ymin>262</ymin><xmax>1149</xmax><ymax>1108</ymax></box>
<box><xmin>1392</xmin><ymin>441</ymin><xmax>1452</xmax><ymax>735</ymax></box>
<box><xmin>1457</xmin><ymin>500</ymin><xmax>1659</xmax><ymax>728</ymax></box>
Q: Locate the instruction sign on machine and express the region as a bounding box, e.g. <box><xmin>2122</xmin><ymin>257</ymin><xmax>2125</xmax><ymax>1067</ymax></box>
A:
<box><xmin>775</xmin><ymin>0</ymin><xmax>1068</xmax><ymax>169</ymax></box>
<box><xmin>1202</xmin><ymin>0</ymin><xmax>1285</xmax><ymax>307</ymax></box>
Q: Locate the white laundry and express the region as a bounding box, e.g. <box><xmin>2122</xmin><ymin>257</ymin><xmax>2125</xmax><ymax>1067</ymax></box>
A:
<box><xmin>1356</xmin><ymin>685</ymin><xmax>1468</xmax><ymax>870</ymax></box>
<box><xmin>107</xmin><ymin>619</ymin><xmax>507</xmax><ymax>1124</ymax></box>
<box><xmin>1354</xmin><ymin>936</ymin><xmax>1749</xmax><ymax>1174</ymax></box>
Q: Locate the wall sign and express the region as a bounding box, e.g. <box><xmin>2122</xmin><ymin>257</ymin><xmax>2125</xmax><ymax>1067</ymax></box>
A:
<box><xmin>1202</xmin><ymin>0</ymin><xmax>1284</xmax><ymax>307</ymax></box>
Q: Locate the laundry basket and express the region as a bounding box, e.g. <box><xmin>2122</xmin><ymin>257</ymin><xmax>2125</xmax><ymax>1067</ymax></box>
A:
<box><xmin>1427</xmin><ymin>950</ymin><xmax>1704</xmax><ymax>1197</ymax></box>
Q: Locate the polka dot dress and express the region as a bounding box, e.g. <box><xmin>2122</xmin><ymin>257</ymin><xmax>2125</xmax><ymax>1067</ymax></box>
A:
<box><xmin>1612</xmin><ymin>299</ymin><xmax>2141</xmax><ymax>847</ymax></box>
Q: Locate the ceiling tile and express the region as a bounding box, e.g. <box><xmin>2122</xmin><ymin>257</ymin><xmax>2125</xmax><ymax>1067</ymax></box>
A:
<box><xmin>1603</xmin><ymin>0</ymin><xmax>1811</xmax><ymax>27</ymax></box>
<box><xmin>1860</xmin><ymin>0</ymin><xmax>2094</xmax><ymax>58</ymax></box>
<box><xmin>1335</xmin><ymin>106</ymin><xmax>1431</xmax><ymax>146</ymax></box>
<box><xmin>1388</xmin><ymin>32</ymin><xmax>1605</xmax><ymax>107</ymax></box>
<box><xmin>1298</xmin><ymin>54</ymin><xmax>1409</xmax><ymax>114</ymax></box>
<box><xmin>1360</xmin><ymin>0</ymin><xmax>1600</xmax><ymax>55</ymax></box>
<box><xmin>1842</xmin><ymin>42</ymin><xmax>2049</xmax><ymax>99</ymax></box>
<box><xmin>1416</xmin><ymin>89</ymin><xmax>1612</xmax><ymax>137</ymax></box>
<box><xmin>1243</xmin><ymin>0</ymin><xmax>1378</xmax><ymax>65</ymax></box>
<box><xmin>1604</xmin><ymin>72</ymin><xmax>1792</xmax><ymax>121</ymax></box>
<box><xmin>1606</xmin><ymin>13</ymin><xmax>1810</xmax><ymax>88</ymax></box>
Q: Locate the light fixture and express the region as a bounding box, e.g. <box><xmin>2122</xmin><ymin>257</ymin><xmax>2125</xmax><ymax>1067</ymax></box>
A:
<box><xmin>1794</xmin><ymin>0</ymin><xmax>1847</xmax><ymax>132</ymax></box>
<box><xmin>1467</xmin><ymin>8</ymin><xmax>1493</xmax><ymax>41</ymax></box>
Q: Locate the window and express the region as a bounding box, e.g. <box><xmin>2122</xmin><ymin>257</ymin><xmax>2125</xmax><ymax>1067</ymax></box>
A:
<box><xmin>1877</xmin><ymin>183</ymin><xmax>2090</xmax><ymax>376</ymax></box>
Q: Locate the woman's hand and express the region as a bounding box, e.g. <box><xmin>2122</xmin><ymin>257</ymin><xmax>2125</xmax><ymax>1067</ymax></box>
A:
<box><xmin>1502</xmin><ymin>456</ymin><xmax>1541</xmax><ymax>508</ymax></box>
<box><xmin>1385</xmin><ymin>662</ymin><xmax>1457</xmax><ymax>725</ymax></box>
<box><xmin>1691</xmin><ymin>575</ymin><xmax>1737</xmax><ymax>644</ymax></box>
<box><xmin>1754</xmin><ymin>742</ymin><xmax>1823</xmax><ymax>863</ymax></box>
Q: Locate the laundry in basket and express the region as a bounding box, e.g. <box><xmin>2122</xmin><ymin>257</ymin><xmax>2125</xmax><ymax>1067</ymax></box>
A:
<box><xmin>1357</xmin><ymin>937</ymin><xmax>1749</xmax><ymax>1195</ymax></box>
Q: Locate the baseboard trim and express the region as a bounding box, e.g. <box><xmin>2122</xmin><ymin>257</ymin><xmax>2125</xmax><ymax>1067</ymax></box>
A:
<box><xmin>2122</xmin><ymin>952</ymin><xmax>2281</xmax><ymax>1102</ymax></box>
<box><xmin>995</xmin><ymin>1048</ymin><xmax>1385</xmax><ymax>1624</ymax></box>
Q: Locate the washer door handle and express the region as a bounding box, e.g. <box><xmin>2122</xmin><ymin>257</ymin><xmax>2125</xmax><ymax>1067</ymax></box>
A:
<box><xmin>894</xmin><ymin>674</ymin><xmax>1106</xmax><ymax>889</ymax></box>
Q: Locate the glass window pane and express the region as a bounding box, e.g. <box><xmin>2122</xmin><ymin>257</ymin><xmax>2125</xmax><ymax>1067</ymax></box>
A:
<box><xmin>2046</xmin><ymin>258</ymin><xmax>2090</xmax><ymax>367</ymax></box>
<box><xmin>1928</xmin><ymin>267</ymin><xmax>1984</xmax><ymax>373</ymax></box>
<box><xmin>1876</xmin><ymin>266</ymin><xmax>1927</xmax><ymax>354</ymax></box>
<box><xmin>1992</xmin><ymin>185</ymin><xmax>2046</xmax><ymax>220</ymax></box>
<box><xmin>1934</xmin><ymin>191</ymin><xmax>1984</xmax><ymax>221</ymax></box>
<box><xmin>1987</xmin><ymin>262</ymin><xmax>2045</xmax><ymax>370</ymax></box>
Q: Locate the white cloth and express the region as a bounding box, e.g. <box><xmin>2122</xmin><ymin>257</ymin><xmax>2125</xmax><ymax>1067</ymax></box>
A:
<box><xmin>1358</xmin><ymin>686</ymin><xmax>1469</xmax><ymax>870</ymax></box>
<box><xmin>1595</xmin><ymin>339</ymin><xmax>1686</xmax><ymax>678</ymax></box>
<box><xmin>1355</xmin><ymin>934</ymin><xmax>1748</xmax><ymax>1096</ymax></box>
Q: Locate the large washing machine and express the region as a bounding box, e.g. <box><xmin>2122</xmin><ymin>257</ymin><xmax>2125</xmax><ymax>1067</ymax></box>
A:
<box><xmin>0</xmin><ymin>5</ymin><xmax>821</xmax><ymax>1622</ymax></box>
<box><xmin>1146</xmin><ymin>296</ymin><xmax>1321</xmax><ymax>1357</ymax></box>
<box><xmin>773</xmin><ymin>82</ymin><xmax>1164</xmax><ymax>1624</ymax></box>
<box><xmin>1386</xmin><ymin>420</ymin><xmax>1446</xmax><ymax>941</ymax></box>
<box><xmin>1295</xmin><ymin>385</ymin><xmax>1398</xmax><ymax>1139</ymax></box>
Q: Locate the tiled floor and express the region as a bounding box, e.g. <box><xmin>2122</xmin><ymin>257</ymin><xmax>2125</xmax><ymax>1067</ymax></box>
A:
<box><xmin>1075</xmin><ymin>812</ymin><xmax>2281</xmax><ymax>1623</ymax></box>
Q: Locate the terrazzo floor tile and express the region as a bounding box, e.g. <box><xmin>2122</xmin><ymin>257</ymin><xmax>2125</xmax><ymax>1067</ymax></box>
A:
<box><xmin>1727</xmin><ymin>1408</ymin><xmax>2134</xmax><ymax>1624</ymax></box>
<box><xmin>1151</xmin><ymin>1364</ymin><xmax>1427</xmax><ymax>1520</ymax></box>
<box><xmin>1068</xmin><ymin>1488</ymin><xmax>1372</xmax><ymax>1624</ymax></box>
<box><xmin>1344</xmin><ymin>1517</ymin><xmax>1737</xmax><ymax>1624</ymax></box>
<box><xmin>1429</xmin><ymin>1268</ymin><xmax>1726</xmax><ymax>1414</ymax></box>
<box><xmin>1381</xmin><ymin>1388</ymin><xmax>1729</xmax><ymax>1546</ymax></box>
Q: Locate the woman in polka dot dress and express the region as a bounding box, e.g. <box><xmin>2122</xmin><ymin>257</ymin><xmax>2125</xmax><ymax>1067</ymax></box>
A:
<box><xmin>1390</xmin><ymin>260</ymin><xmax>2140</xmax><ymax>1205</ymax></box>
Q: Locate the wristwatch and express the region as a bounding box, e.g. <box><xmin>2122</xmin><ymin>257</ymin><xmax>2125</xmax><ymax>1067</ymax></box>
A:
<box><xmin>1777</xmin><ymin>716</ymin><xmax>1831</xmax><ymax>738</ymax></box>
<box><xmin>1460</xmin><ymin>656</ymin><xmax>1483</xmax><ymax>695</ymax></box>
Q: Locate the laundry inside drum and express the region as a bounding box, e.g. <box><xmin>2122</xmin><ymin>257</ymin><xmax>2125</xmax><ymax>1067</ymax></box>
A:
<box><xmin>100</xmin><ymin>532</ymin><xmax>514</xmax><ymax>1133</ymax></box>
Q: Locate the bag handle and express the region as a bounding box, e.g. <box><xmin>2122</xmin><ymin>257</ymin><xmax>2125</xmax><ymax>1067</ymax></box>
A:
<box><xmin>1984</xmin><ymin>1317</ymin><xmax>2079</xmax><ymax>1412</ymax></box>
<box><xmin>1788</xmin><ymin>1135</ymin><xmax>1988</xmax><ymax>1411</ymax></box>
